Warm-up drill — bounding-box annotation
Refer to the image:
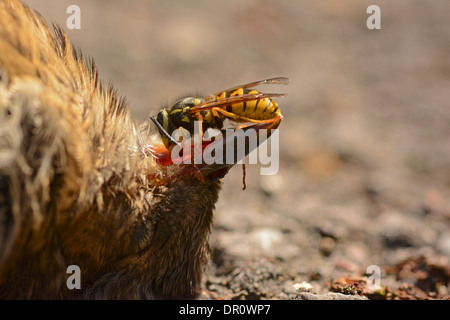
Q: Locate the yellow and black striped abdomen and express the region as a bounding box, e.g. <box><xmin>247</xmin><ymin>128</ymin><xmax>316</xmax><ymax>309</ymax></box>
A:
<box><xmin>216</xmin><ymin>88</ymin><xmax>281</xmax><ymax>121</ymax></box>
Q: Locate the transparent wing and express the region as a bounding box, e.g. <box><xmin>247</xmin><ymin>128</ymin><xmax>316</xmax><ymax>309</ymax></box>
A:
<box><xmin>218</xmin><ymin>77</ymin><xmax>290</xmax><ymax>93</ymax></box>
<box><xmin>189</xmin><ymin>92</ymin><xmax>286</xmax><ymax>113</ymax></box>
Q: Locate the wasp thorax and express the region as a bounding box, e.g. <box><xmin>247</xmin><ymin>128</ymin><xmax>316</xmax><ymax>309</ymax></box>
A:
<box><xmin>170</xmin><ymin>97</ymin><xmax>204</xmax><ymax>112</ymax></box>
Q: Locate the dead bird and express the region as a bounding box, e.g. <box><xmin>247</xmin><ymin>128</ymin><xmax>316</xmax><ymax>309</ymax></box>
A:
<box><xmin>0</xmin><ymin>0</ymin><xmax>284</xmax><ymax>299</ymax></box>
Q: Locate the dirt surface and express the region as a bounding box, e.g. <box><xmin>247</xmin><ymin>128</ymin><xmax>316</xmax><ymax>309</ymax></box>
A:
<box><xmin>24</xmin><ymin>0</ymin><xmax>450</xmax><ymax>300</ymax></box>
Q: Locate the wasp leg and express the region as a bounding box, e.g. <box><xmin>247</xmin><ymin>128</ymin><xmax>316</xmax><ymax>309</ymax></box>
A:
<box><xmin>213</xmin><ymin>108</ymin><xmax>282</xmax><ymax>124</ymax></box>
<box><xmin>212</xmin><ymin>108</ymin><xmax>261</xmax><ymax>123</ymax></box>
<box><xmin>196</xmin><ymin>113</ymin><xmax>205</xmax><ymax>136</ymax></box>
<box><xmin>232</xmin><ymin>119</ymin><xmax>278</xmax><ymax>131</ymax></box>
<box><xmin>211</xmin><ymin>108</ymin><xmax>221</xmax><ymax>118</ymax></box>
<box><xmin>193</xmin><ymin>114</ymin><xmax>206</xmax><ymax>153</ymax></box>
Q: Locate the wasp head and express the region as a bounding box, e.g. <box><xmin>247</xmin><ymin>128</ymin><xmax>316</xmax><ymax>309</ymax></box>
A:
<box><xmin>151</xmin><ymin>97</ymin><xmax>199</xmax><ymax>147</ymax></box>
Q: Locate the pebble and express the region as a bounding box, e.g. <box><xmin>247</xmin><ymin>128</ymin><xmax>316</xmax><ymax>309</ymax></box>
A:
<box><xmin>293</xmin><ymin>281</ymin><xmax>313</xmax><ymax>292</ymax></box>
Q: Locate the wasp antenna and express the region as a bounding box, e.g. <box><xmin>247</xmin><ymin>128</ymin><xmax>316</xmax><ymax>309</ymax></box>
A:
<box><xmin>150</xmin><ymin>116</ymin><xmax>181</xmax><ymax>147</ymax></box>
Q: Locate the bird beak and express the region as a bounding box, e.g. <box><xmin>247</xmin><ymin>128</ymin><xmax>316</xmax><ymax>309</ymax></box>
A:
<box><xmin>195</xmin><ymin>116</ymin><xmax>282</xmax><ymax>181</ymax></box>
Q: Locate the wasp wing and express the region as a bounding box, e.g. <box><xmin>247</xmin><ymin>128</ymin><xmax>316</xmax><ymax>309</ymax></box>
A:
<box><xmin>189</xmin><ymin>92</ymin><xmax>286</xmax><ymax>113</ymax></box>
<box><xmin>217</xmin><ymin>77</ymin><xmax>290</xmax><ymax>94</ymax></box>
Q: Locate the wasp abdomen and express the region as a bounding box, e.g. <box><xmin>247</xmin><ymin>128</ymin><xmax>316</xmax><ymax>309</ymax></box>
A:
<box><xmin>217</xmin><ymin>88</ymin><xmax>281</xmax><ymax>121</ymax></box>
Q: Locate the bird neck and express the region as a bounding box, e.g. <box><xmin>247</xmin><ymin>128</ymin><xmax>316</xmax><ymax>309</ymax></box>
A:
<box><xmin>145</xmin><ymin>175</ymin><xmax>222</xmax><ymax>299</ymax></box>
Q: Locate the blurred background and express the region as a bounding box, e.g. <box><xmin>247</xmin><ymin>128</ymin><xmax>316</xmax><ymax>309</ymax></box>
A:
<box><xmin>24</xmin><ymin>0</ymin><xmax>450</xmax><ymax>298</ymax></box>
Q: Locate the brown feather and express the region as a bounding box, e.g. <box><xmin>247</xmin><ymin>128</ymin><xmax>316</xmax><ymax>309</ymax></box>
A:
<box><xmin>0</xmin><ymin>0</ymin><xmax>225</xmax><ymax>299</ymax></box>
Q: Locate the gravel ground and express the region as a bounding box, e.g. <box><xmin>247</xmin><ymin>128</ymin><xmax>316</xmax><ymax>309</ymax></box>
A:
<box><xmin>24</xmin><ymin>0</ymin><xmax>450</xmax><ymax>300</ymax></box>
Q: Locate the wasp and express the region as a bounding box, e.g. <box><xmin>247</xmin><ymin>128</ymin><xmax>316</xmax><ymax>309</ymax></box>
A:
<box><xmin>151</xmin><ymin>77</ymin><xmax>289</xmax><ymax>148</ymax></box>
<box><xmin>150</xmin><ymin>77</ymin><xmax>289</xmax><ymax>189</ymax></box>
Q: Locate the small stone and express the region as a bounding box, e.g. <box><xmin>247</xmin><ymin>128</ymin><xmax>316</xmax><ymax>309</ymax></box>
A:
<box><xmin>437</xmin><ymin>232</ymin><xmax>450</xmax><ymax>256</ymax></box>
<box><xmin>259</xmin><ymin>174</ymin><xmax>285</xmax><ymax>196</ymax></box>
<box><xmin>249</xmin><ymin>227</ymin><xmax>284</xmax><ymax>252</ymax></box>
<box><xmin>293</xmin><ymin>281</ymin><xmax>313</xmax><ymax>292</ymax></box>
<box><xmin>319</xmin><ymin>236</ymin><xmax>336</xmax><ymax>256</ymax></box>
